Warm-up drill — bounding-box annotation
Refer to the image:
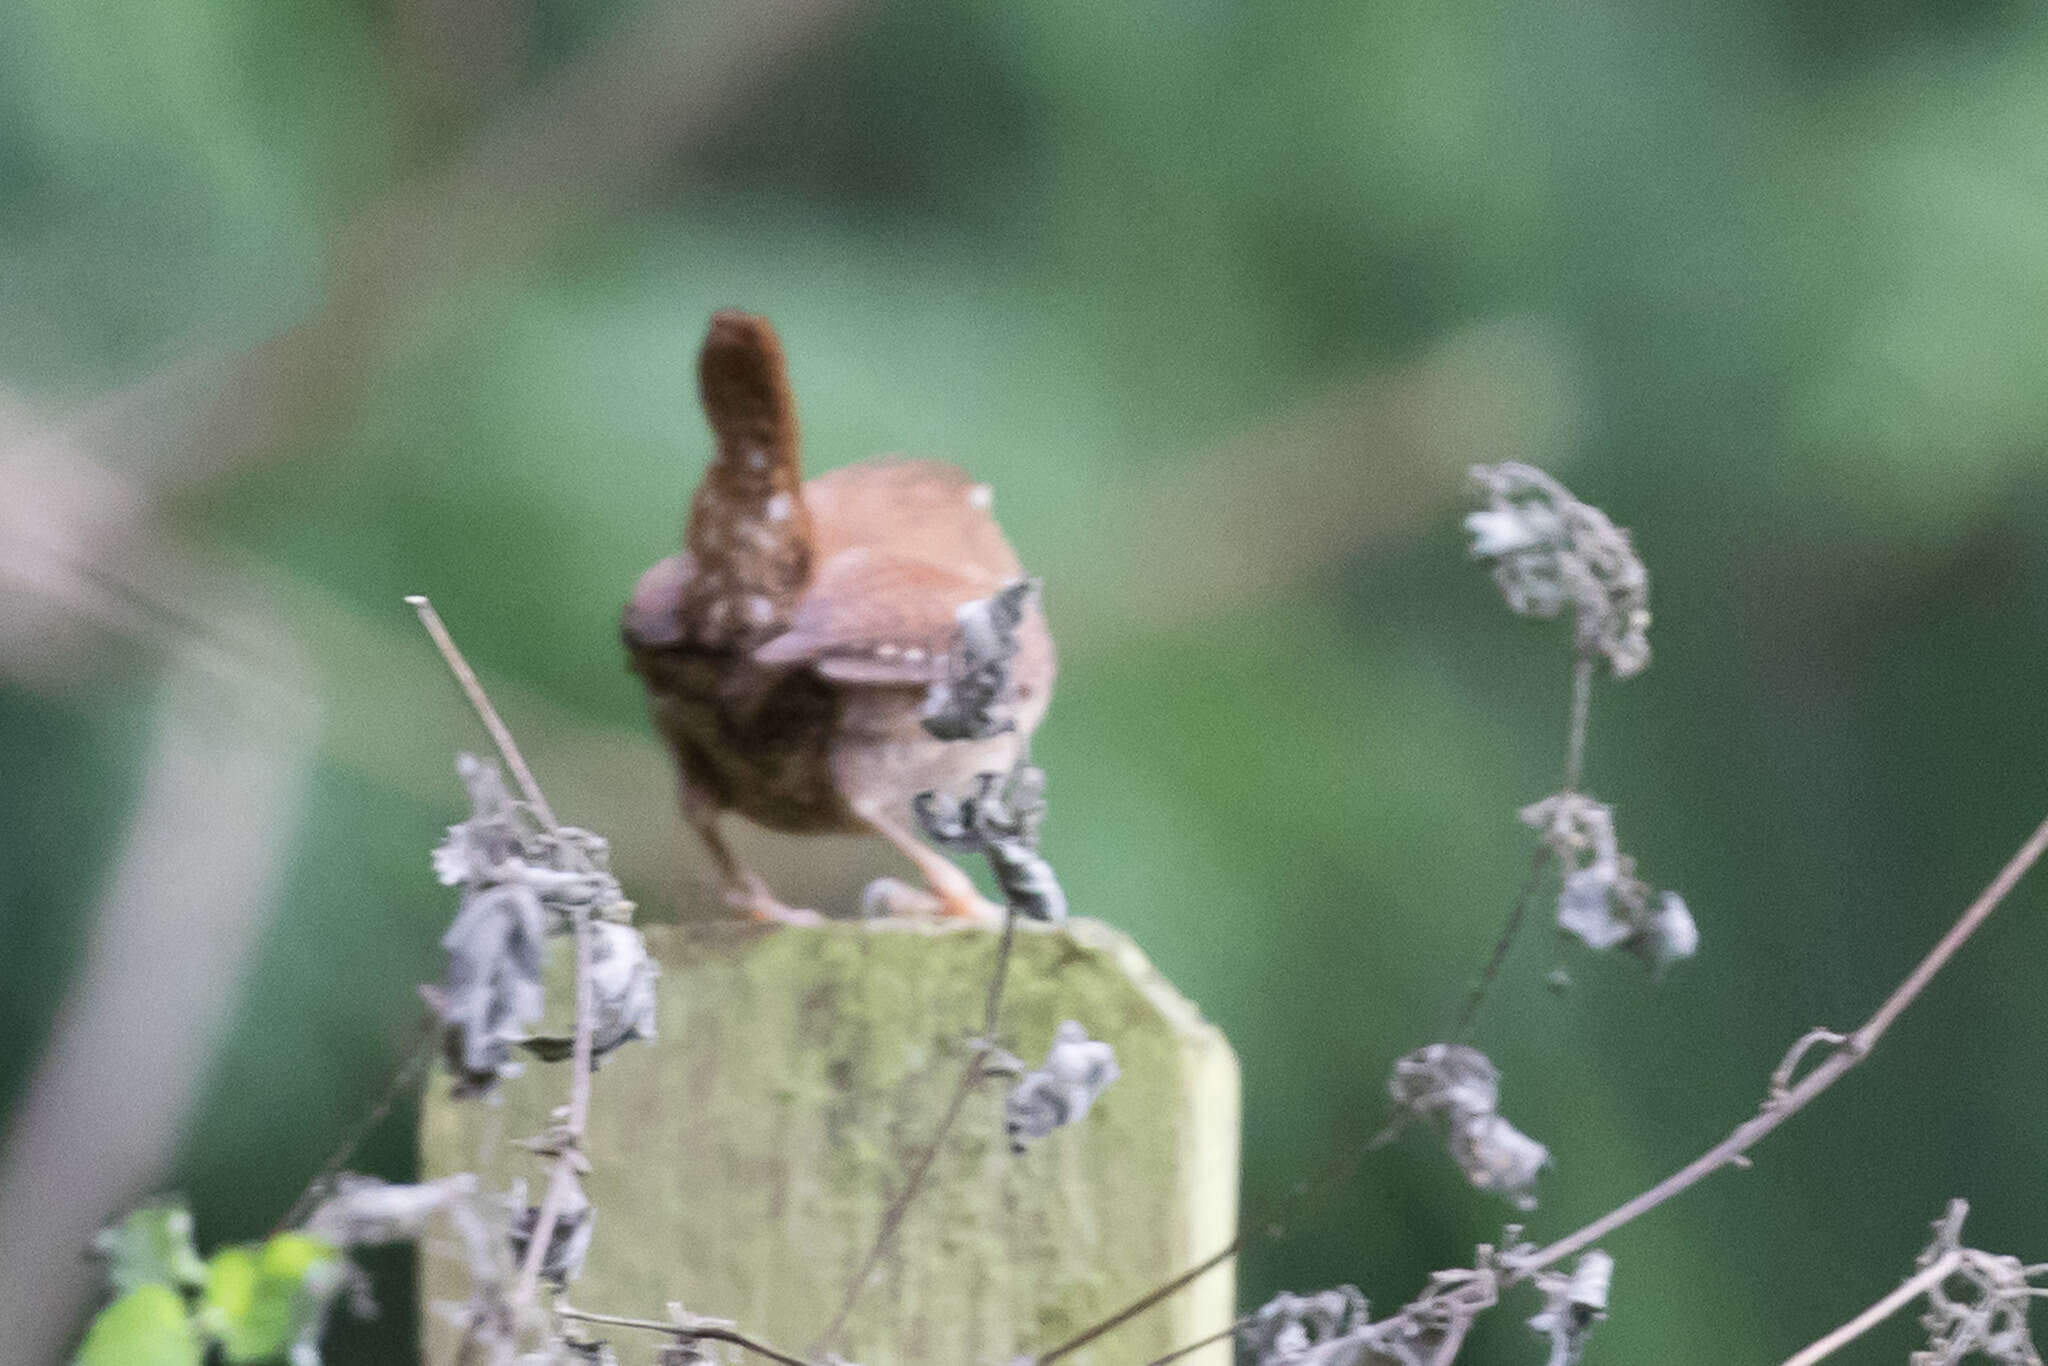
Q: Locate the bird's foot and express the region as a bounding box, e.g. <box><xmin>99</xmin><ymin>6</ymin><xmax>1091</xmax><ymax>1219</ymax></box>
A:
<box><xmin>861</xmin><ymin>876</ymin><xmax>1005</xmax><ymax>926</ymax></box>
<box><xmin>724</xmin><ymin>880</ymin><xmax>823</xmax><ymax>927</ymax></box>
<box><xmin>860</xmin><ymin>877</ymin><xmax>932</xmax><ymax>920</ymax></box>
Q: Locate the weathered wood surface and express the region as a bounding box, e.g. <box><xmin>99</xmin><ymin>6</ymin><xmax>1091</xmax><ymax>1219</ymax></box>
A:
<box><xmin>419</xmin><ymin>917</ymin><xmax>1240</xmax><ymax>1366</ymax></box>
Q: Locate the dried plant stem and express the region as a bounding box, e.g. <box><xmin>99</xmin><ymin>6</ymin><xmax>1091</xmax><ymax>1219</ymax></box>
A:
<box><xmin>406</xmin><ymin>595</ymin><xmax>597</xmax><ymax>1340</ymax></box>
<box><xmin>1777</xmin><ymin>1249</ymin><xmax>1962</xmax><ymax>1366</ymax></box>
<box><xmin>1515</xmin><ymin>805</ymin><xmax>2048</xmax><ymax>1279</ymax></box>
<box><xmin>1449</xmin><ymin>844</ymin><xmax>1554</xmax><ymax>1043</ymax></box>
<box><xmin>1562</xmin><ymin>650</ymin><xmax>1594</xmax><ymax>792</ymax></box>
<box><xmin>1035</xmin><ymin>1067</ymin><xmax>1400</xmax><ymax>1364</ymax></box>
<box><xmin>406</xmin><ymin>595</ymin><xmax>559</xmax><ymax>828</ymax></box>
<box><xmin>1450</xmin><ymin>649</ymin><xmax>1590</xmax><ymax>1042</ymax></box>
<box><xmin>557</xmin><ymin>1303</ymin><xmax>821</xmax><ymax>1366</ymax></box>
<box><xmin>1142</xmin><ymin>1317</ymin><xmax>1249</xmax><ymax>1366</ymax></box>
<box><xmin>815</xmin><ymin>905</ymin><xmax>1019</xmax><ymax>1354</ymax></box>
<box><xmin>980</xmin><ymin>898</ymin><xmax>1019</xmax><ymax>1038</ymax></box>
<box><xmin>272</xmin><ymin>1015</ymin><xmax>439</xmax><ymax>1233</ymax></box>
<box><xmin>509</xmin><ymin>901</ymin><xmax>596</xmax><ymax>1312</ymax></box>
<box><xmin>1040</xmin><ymin>806</ymin><xmax>2048</xmax><ymax>1365</ymax></box>
<box><xmin>1036</xmin><ymin>1242</ymin><xmax>1240</xmax><ymax>1365</ymax></box>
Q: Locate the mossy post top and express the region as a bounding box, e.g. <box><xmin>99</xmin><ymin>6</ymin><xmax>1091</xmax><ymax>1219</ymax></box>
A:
<box><xmin>421</xmin><ymin>916</ymin><xmax>1241</xmax><ymax>1365</ymax></box>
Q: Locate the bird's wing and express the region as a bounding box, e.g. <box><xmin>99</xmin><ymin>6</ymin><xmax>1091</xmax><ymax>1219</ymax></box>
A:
<box><xmin>750</xmin><ymin>546</ymin><xmax>983</xmax><ymax>685</ymax></box>
<box><xmin>621</xmin><ymin>552</ymin><xmax>696</xmax><ymax>648</ymax></box>
<box><xmin>803</xmin><ymin>458</ymin><xmax>1022</xmax><ymax>584</ymax></box>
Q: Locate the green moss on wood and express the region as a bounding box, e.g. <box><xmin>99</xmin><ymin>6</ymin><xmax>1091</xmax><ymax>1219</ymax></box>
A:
<box><xmin>420</xmin><ymin>918</ymin><xmax>1238</xmax><ymax>1366</ymax></box>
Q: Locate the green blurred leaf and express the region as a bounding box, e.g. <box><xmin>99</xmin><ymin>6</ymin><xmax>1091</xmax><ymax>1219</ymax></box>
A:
<box><xmin>73</xmin><ymin>1284</ymin><xmax>202</xmax><ymax>1366</ymax></box>
<box><xmin>197</xmin><ymin>1233</ymin><xmax>345</xmax><ymax>1365</ymax></box>
<box><xmin>91</xmin><ymin>1202</ymin><xmax>207</xmax><ymax>1296</ymax></box>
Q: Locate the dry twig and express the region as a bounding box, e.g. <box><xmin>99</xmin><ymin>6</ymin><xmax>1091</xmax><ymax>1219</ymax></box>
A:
<box><xmin>1110</xmin><ymin>804</ymin><xmax>2048</xmax><ymax>1366</ymax></box>
<box><xmin>558</xmin><ymin>1302</ymin><xmax>824</xmax><ymax>1366</ymax></box>
<box><xmin>1781</xmin><ymin>1200</ymin><xmax>2048</xmax><ymax>1366</ymax></box>
<box><xmin>408</xmin><ymin>595</ymin><xmax>601</xmax><ymax>1347</ymax></box>
<box><xmin>1512</xmin><ymin>805</ymin><xmax>2048</xmax><ymax>1280</ymax></box>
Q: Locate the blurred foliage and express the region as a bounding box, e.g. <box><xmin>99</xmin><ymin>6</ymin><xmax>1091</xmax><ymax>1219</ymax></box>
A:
<box><xmin>74</xmin><ymin>1202</ymin><xmax>342</xmax><ymax>1366</ymax></box>
<box><xmin>73</xmin><ymin>1284</ymin><xmax>201</xmax><ymax>1366</ymax></box>
<box><xmin>9</xmin><ymin>0</ymin><xmax>2048</xmax><ymax>1362</ymax></box>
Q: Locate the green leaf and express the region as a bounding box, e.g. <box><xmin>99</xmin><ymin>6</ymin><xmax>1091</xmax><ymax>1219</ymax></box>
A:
<box><xmin>198</xmin><ymin>1233</ymin><xmax>345</xmax><ymax>1364</ymax></box>
<box><xmin>91</xmin><ymin>1202</ymin><xmax>207</xmax><ymax>1295</ymax></box>
<box><xmin>74</xmin><ymin>1284</ymin><xmax>202</xmax><ymax>1366</ymax></box>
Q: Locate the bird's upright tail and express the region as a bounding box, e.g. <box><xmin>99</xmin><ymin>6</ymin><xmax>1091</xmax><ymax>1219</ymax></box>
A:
<box><xmin>699</xmin><ymin>310</ymin><xmax>800</xmax><ymax>477</ymax></box>
<box><xmin>681</xmin><ymin>310</ymin><xmax>816</xmax><ymax>647</ymax></box>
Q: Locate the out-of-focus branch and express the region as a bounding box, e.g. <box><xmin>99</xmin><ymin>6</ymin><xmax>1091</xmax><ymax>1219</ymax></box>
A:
<box><xmin>80</xmin><ymin>0</ymin><xmax>857</xmax><ymax>502</ymax></box>
<box><xmin>1516</xmin><ymin>804</ymin><xmax>2048</xmax><ymax>1279</ymax></box>
<box><xmin>1089</xmin><ymin>318</ymin><xmax>1584</xmax><ymax>631</ymax></box>
<box><xmin>1142</xmin><ymin>1319</ymin><xmax>1248</xmax><ymax>1366</ymax></box>
<box><xmin>0</xmin><ymin>639</ymin><xmax>323</xmax><ymax>1366</ymax></box>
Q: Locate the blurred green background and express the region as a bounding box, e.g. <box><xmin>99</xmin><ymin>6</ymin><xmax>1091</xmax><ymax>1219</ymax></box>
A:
<box><xmin>6</xmin><ymin>0</ymin><xmax>2048</xmax><ymax>1361</ymax></box>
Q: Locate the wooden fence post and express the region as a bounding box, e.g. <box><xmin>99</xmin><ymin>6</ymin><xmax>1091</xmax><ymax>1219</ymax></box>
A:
<box><xmin>420</xmin><ymin>917</ymin><xmax>1240</xmax><ymax>1365</ymax></box>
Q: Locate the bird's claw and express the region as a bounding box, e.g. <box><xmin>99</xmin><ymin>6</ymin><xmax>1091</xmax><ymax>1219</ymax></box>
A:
<box><xmin>861</xmin><ymin>877</ymin><xmax>934</xmax><ymax>920</ymax></box>
<box><xmin>942</xmin><ymin>890</ymin><xmax>1008</xmax><ymax>926</ymax></box>
<box><xmin>860</xmin><ymin>877</ymin><xmax>1004</xmax><ymax>925</ymax></box>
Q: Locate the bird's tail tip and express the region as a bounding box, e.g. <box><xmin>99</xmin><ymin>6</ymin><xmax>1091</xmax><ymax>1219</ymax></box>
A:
<box><xmin>698</xmin><ymin>309</ymin><xmax>796</xmax><ymax>452</ymax></box>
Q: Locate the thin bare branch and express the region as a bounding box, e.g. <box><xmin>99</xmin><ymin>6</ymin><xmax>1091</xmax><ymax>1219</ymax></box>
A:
<box><xmin>1767</xmin><ymin>1028</ymin><xmax>1850</xmax><ymax>1102</ymax></box>
<box><xmin>1562</xmin><ymin>650</ymin><xmax>1594</xmax><ymax>792</ymax></box>
<box><xmin>1450</xmin><ymin>844</ymin><xmax>1555</xmax><ymax>1043</ymax></box>
<box><xmin>1142</xmin><ymin>1318</ymin><xmax>1248</xmax><ymax>1366</ymax></box>
<box><xmin>1228</xmin><ymin>806</ymin><xmax>2048</xmax><ymax>1359</ymax></box>
<box><xmin>406</xmin><ymin>596</ymin><xmax>599</xmax><ymax>1340</ymax></box>
<box><xmin>981</xmin><ymin>898</ymin><xmax>1019</xmax><ymax>1041</ymax></box>
<box><xmin>407</xmin><ymin>595</ymin><xmax>557</xmax><ymax>827</ymax></box>
<box><xmin>1517</xmin><ymin>805</ymin><xmax>2048</xmax><ymax>1278</ymax></box>
<box><xmin>1451</xmin><ymin>648</ymin><xmax>1593</xmax><ymax>1042</ymax></box>
<box><xmin>272</xmin><ymin>1016</ymin><xmax>439</xmax><ymax>1234</ymax></box>
<box><xmin>557</xmin><ymin>1303</ymin><xmax>823</xmax><ymax>1366</ymax></box>
<box><xmin>508</xmin><ymin>902</ymin><xmax>596</xmax><ymax>1312</ymax></box>
<box><xmin>1032</xmin><ymin>1088</ymin><xmax>1408</xmax><ymax>1364</ymax></box>
<box><xmin>1035</xmin><ymin>1242</ymin><xmax>1240</xmax><ymax>1366</ymax></box>
<box><xmin>1779</xmin><ymin>1250</ymin><xmax>1962</xmax><ymax>1366</ymax></box>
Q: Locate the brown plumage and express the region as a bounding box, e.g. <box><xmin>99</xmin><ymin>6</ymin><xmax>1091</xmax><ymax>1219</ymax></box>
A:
<box><xmin>623</xmin><ymin>311</ymin><xmax>1054</xmax><ymax>922</ymax></box>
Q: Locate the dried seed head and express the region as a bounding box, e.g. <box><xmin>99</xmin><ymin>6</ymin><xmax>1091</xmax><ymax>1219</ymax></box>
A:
<box><xmin>1449</xmin><ymin>1113</ymin><xmax>1551</xmax><ymax>1212</ymax></box>
<box><xmin>424</xmin><ymin>756</ymin><xmax>645</xmax><ymax>1096</ymax></box>
<box><xmin>518</xmin><ymin>922</ymin><xmax>660</xmax><ymax>1068</ymax></box>
<box><xmin>1913</xmin><ymin>1200</ymin><xmax>2048</xmax><ymax>1365</ymax></box>
<box><xmin>1389</xmin><ymin>1043</ymin><xmax>1500</xmax><ymax>1120</ymax></box>
<box><xmin>1526</xmin><ymin>1250</ymin><xmax>1614</xmax><ymax>1366</ymax></box>
<box><xmin>1389</xmin><ymin>1044</ymin><xmax>1550</xmax><ymax>1210</ymax></box>
<box><xmin>1466</xmin><ymin>463</ymin><xmax>1651</xmax><ymax>678</ymax></box>
<box><xmin>914</xmin><ymin>762</ymin><xmax>1066</xmax><ymax>923</ymax></box>
<box><xmin>921</xmin><ymin>577</ymin><xmax>1038</xmax><ymax>742</ymax></box>
<box><xmin>1521</xmin><ymin>792</ymin><xmax>1698</xmax><ymax>979</ymax></box>
<box><xmin>1005</xmin><ymin>1021</ymin><xmax>1120</xmax><ymax>1154</ymax></box>
<box><xmin>507</xmin><ymin>1178</ymin><xmax>592</xmax><ymax>1287</ymax></box>
<box><xmin>1240</xmin><ymin>1286</ymin><xmax>1370</xmax><ymax>1366</ymax></box>
<box><xmin>303</xmin><ymin>1175</ymin><xmax>480</xmax><ymax>1249</ymax></box>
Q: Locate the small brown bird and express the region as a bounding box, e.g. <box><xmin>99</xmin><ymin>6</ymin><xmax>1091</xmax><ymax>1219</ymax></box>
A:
<box><xmin>622</xmin><ymin>311</ymin><xmax>1054</xmax><ymax>923</ymax></box>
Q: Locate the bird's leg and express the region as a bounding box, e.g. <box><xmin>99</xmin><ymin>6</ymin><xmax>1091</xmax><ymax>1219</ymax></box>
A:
<box><xmin>680</xmin><ymin>781</ymin><xmax>820</xmax><ymax>926</ymax></box>
<box><xmin>855</xmin><ymin>801</ymin><xmax>1006</xmax><ymax>925</ymax></box>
